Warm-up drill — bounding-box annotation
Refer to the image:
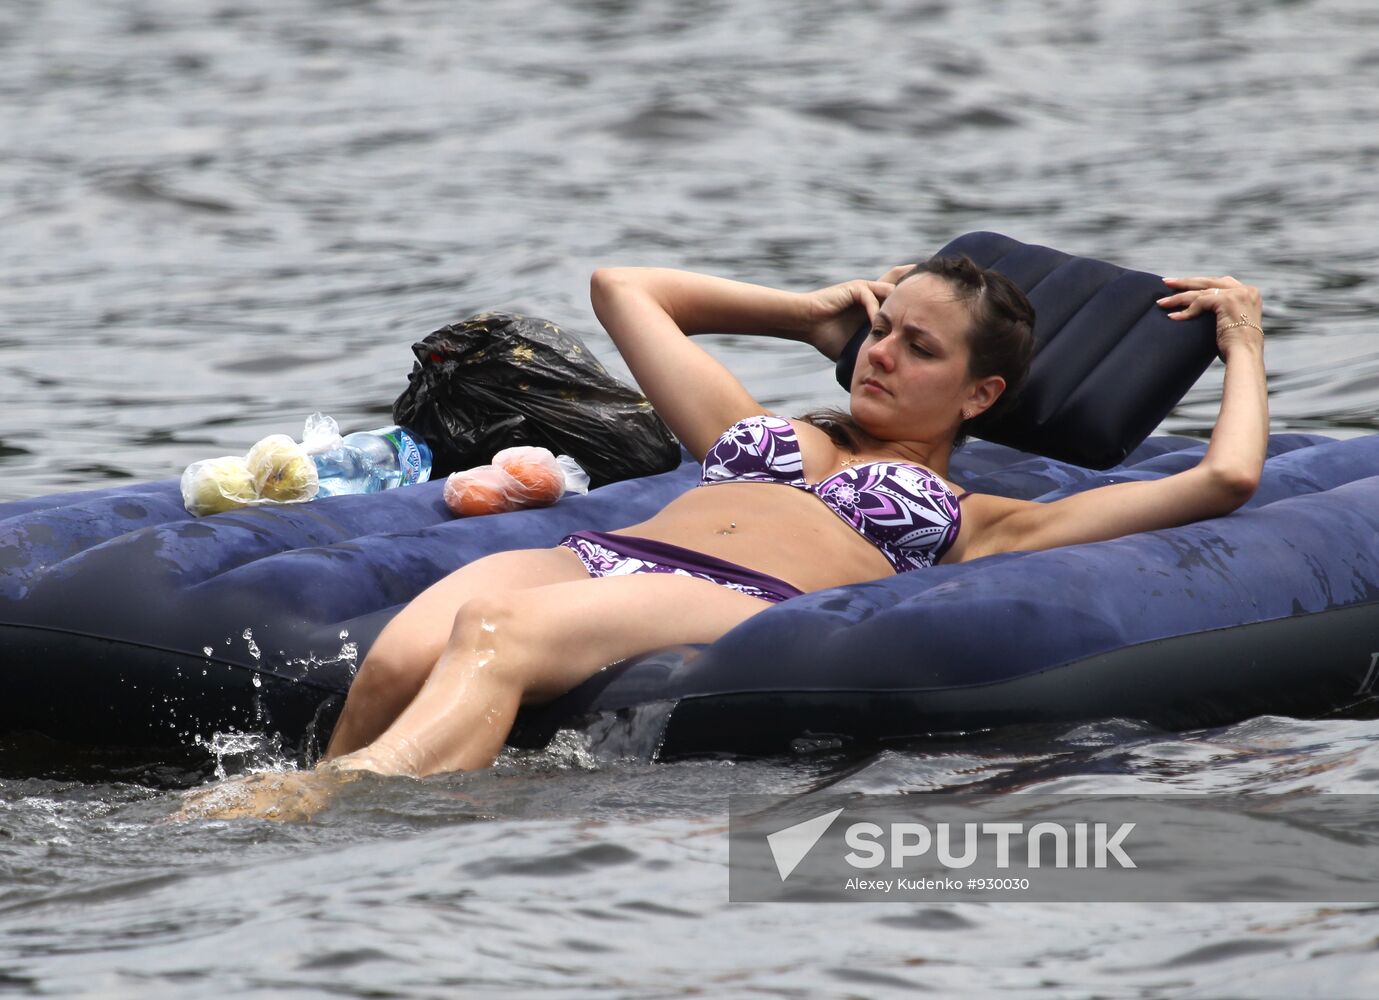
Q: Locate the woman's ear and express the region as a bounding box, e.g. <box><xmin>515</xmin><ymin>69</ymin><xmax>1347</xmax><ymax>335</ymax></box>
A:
<box><xmin>964</xmin><ymin>375</ymin><xmax>1007</xmax><ymax>420</ymax></box>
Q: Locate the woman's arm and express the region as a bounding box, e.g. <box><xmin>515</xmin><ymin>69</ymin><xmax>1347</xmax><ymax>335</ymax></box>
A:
<box><xmin>962</xmin><ymin>276</ymin><xmax>1267</xmax><ymax>560</ymax></box>
<box><xmin>590</xmin><ymin>267</ymin><xmax>893</xmax><ymax>459</ymax></box>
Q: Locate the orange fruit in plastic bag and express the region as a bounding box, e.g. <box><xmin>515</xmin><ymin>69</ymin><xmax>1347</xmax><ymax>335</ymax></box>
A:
<box><xmin>499</xmin><ymin>457</ymin><xmax>563</xmax><ymax>506</ymax></box>
<box><xmin>444</xmin><ymin>466</ymin><xmax>518</xmax><ymax>517</ymax></box>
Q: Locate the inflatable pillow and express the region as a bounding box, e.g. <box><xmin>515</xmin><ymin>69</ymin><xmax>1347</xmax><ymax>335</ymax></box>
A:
<box><xmin>834</xmin><ymin>232</ymin><xmax>1218</xmax><ymax>469</ymax></box>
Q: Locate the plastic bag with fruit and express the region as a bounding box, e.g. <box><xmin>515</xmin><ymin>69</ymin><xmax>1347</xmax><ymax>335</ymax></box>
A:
<box><xmin>443</xmin><ymin>446</ymin><xmax>590</xmax><ymax>517</ymax></box>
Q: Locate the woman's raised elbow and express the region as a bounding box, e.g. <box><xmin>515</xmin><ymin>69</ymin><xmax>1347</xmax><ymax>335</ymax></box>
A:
<box><xmin>589</xmin><ymin>266</ymin><xmax>641</xmax><ymax>303</ymax></box>
<box><xmin>589</xmin><ymin>267</ymin><xmax>618</xmax><ymax>305</ymax></box>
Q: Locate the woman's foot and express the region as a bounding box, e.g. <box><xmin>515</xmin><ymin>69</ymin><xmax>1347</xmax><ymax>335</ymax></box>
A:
<box><xmin>173</xmin><ymin>768</ymin><xmax>362</xmax><ymax>823</ymax></box>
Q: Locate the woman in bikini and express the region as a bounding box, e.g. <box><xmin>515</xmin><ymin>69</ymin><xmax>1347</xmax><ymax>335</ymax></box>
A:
<box><xmin>311</xmin><ymin>256</ymin><xmax>1265</xmax><ymax>779</ymax></box>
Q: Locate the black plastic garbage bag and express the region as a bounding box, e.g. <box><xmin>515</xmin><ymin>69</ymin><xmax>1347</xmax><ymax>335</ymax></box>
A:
<box><xmin>392</xmin><ymin>312</ymin><xmax>683</xmax><ymax>488</ymax></box>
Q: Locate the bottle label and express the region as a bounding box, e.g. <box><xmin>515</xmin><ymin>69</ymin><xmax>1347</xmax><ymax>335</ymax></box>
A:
<box><xmin>395</xmin><ymin>429</ymin><xmax>424</xmax><ymax>485</ymax></box>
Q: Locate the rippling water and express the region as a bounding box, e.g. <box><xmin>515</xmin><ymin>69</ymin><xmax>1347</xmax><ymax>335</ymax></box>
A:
<box><xmin>3</xmin><ymin>0</ymin><xmax>1379</xmax><ymax>996</ymax></box>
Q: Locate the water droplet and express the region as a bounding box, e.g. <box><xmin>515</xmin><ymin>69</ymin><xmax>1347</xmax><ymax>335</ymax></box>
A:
<box><xmin>339</xmin><ymin>629</ymin><xmax>350</xmax><ymax>640</ymax></box>
<box><xmin>202</xmin><ymin>646</ymin><xmax>213</xmax><ymax>656</ymax></box>
<box><xmin>251</xmin><ymin>674</ymin><xmax>262</xmax><ymax>688</ymax></box>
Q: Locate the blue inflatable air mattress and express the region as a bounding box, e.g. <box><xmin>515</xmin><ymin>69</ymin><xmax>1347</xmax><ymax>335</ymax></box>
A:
<box><xmin>4</xmin><ymin>432</ymin><xmax>1378</xmax><ymax>760</ymax></box>
<box><xmin>3</xmin><ymin>234</ymin><xmax>1377</xmax><ymax>760</ymax></box>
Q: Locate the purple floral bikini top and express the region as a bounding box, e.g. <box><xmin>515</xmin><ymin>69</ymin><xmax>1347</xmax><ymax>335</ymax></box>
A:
<box><xmin>700</xmin><ymin>415</ymin><xmax>966</xmax><ymax>572</ymax></box>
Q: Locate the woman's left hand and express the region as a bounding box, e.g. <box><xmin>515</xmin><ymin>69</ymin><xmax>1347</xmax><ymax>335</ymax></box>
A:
<box><xmin>1157</xmin><ymin>275</ymin><xmax>1264</xmax><ymax>359</ymax></box>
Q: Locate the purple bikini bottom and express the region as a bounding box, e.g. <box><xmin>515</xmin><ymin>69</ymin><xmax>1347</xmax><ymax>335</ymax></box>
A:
<box><xmin>558</xmin><ymin>530</ymin><xmax>804</xmax><ymax>605</ymax></box>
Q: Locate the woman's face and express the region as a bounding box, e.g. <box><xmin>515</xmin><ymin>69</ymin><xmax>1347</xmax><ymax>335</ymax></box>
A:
<box><xmin>849</xmin><ymin>273</ymin><xmax>1003</xmax><ymax>444</ymax></box>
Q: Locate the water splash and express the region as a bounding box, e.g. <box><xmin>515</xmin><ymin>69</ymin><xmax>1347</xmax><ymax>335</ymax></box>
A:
<box><xmin>194</xmin><ymin>730</ymin><xmax>293</xmax><ymax>781</ymax></box>
<box><xmin>285</xmin><ymin>637</ymin><xmax>359</xmax><ymax>676</ymax></box>
<box><xmin>579</xmin><ymin>700</ymin><xmax>677</xmax><ymax>763</ymax></box>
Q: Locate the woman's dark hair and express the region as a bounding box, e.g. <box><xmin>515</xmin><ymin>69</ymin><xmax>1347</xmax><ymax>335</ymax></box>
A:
<box><xmin>801</xmin><ymin>254</ymin><xmax>1035</xmax><ymax>452</ymax></box>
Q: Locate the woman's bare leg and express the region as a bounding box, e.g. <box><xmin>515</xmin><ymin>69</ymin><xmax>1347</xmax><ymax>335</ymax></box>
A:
<box><xmin>333</xmin><ymin>574</ymin><xmax>772</xmax><ymax>777</ymax></box>
<box><xmin>324</xmin><ymin>546</ymin><xmax>592</xmax><ymax>758</ymax></box>
<box><xmin>178</xmin><ymin>573</ymin><xmax>773</xmax><ymax>821</ymax></box>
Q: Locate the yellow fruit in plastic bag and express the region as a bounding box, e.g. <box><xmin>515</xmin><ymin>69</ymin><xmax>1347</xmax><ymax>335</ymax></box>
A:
<box><xmin>181</xmin><ymin>456</ymin><xmax>258</xmax><ymax>516</ymax></box>
<box><xmin>245</xmin><ymin>434</ymin><xmax>319</xmax><ymax>502</ymax></box>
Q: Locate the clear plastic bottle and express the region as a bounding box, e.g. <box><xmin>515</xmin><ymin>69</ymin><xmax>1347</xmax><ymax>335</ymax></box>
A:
<box><xmin>312</xmin><ymin>425</ymin><xmax>433</xmax><ymax>498</ymax></box>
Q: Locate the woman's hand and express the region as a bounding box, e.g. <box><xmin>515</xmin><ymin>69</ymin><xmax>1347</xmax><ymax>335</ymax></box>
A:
<box><xmin>1157</xmin><ymin>275</ymin><xmax>1264</xmax><ymax>359</ymax></box>
<box><xmin>1159</xmin><ymin>273</ymin><xmax>1269</xmax><ymax>507</ymax></box>
<box><xmin>804</xmin><ymin>264</ymin><xmax>915</xmax><ymax>361</ymax></box>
